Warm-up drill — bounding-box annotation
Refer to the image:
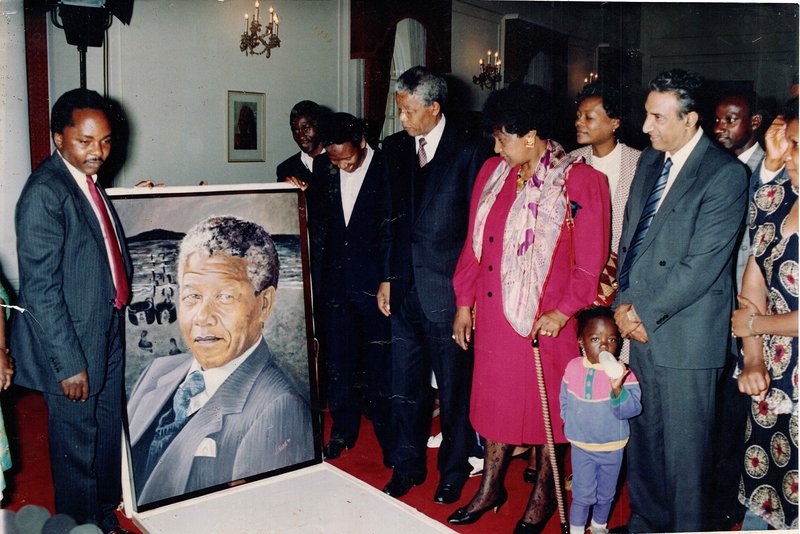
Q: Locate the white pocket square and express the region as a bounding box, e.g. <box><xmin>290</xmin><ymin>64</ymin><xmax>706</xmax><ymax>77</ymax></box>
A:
<box><xmin>194</xmin><ymin>437</ymin><xmax>217</xmax><ymax>458</ymax></box>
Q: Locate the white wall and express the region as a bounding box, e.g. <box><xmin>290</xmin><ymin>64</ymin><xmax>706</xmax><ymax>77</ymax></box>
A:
<box><xmin>48</xmin><ymin>0</ymin><xmax>346</xmax><ymax>187</ymax></box>
<box><xmin>451</xmin><ymin>1</ymin><xmax>504</xmax><ymax>112</ymax></box>
<box><xmin>0</xmin><ymin>0</ymin><xmax>31</xmax><ymax>287</ymax></box>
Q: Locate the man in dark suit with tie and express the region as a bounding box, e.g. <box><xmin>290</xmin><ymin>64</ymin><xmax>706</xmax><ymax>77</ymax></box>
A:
<box><xmin>12</xmin><ymin>88</ymin><xmax>132</xmax><ymax>533</ymax></box>
<box><xmin>311</xmin><ymin>113</ymin><xmax>393</xmax><ymax>463</ymax></box>
<box><xmin>614</xmin><ymin>70</ymin><xmax>748</xmax><ymax>532</ymax></box>
<box><xmin>377</xmin><ymin>66</ymin><xmax>482</xmax><ymax>504</ymax></box>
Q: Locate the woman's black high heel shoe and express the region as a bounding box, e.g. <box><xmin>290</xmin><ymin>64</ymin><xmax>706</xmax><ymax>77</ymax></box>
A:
<box><xmin>447</xmin><ymin>488</ymin><xmax>508</xmax><ymax>525</ymax></box>
<box><xmin>522</xmin><ymin>467</ymin><xmax>538</xmax><ymax>484</ymax></box>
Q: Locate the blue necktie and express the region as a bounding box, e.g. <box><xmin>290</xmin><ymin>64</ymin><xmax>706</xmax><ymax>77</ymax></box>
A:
<box><xmin>618</xmin><ymin>157</ymin><xmax>672</xmax><ymax>291</ymax></box>
<box><xmin>144</xmin><ymin>370</ymin><xmax>206</xmax><ymax>477</ymax></box>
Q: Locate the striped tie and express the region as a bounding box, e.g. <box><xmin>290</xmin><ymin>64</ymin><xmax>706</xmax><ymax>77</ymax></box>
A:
<box><xmin>417</xmin><ymin>137</ymin><xmax>428</xmax><ymax>167</ymax></box>
<box><xmin>618</xmin><ymin>157</ymin><xmax>672</xmax><ymax>291</ymax></box>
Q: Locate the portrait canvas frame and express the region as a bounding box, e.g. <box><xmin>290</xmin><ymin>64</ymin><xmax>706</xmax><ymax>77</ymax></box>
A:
<box><xmin>227</xmin><ymin>90</ymin><xmax>266</xmax><ymax>162</ymax></box>
<box><xmin>107</xmin><ymin>183</ymin><xmax>321</xmax><ymax>514</ymax></box>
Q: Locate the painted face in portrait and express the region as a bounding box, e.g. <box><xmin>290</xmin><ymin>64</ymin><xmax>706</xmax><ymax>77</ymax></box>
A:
<box><xmin>291</xmin><ymin>114</ymin><xmax>321</xmax><ymax>156</ymax></box>
<box><xmin>326</xmin><ymin>139</ymin><xmax>367</xmax><ymax>173</ymax></box>
<box><xmin>642</xmin><ymin>90</ymin><xmax>698</xmax><ymax>154</ymax></box>
<box><xmin>714</xmin><ymin>97</ymin><xmax>761</xmax><ymax>155</ymax></box>
<box><xmin>53</xmin><ymin>108</ymin><xmax>112</xmax><ymax>176</ymax></box>
<box><xmin>395</xmin><ymin>91</ymin><xmax>440</xmax><ymax>137</ymax></box>
<box><xmin>575</xmin><ymin>96</ymin><xmax>620</xmax><ymax>148</ymax></box>
<box><xmin>178</xmin><ymin>252</ymin><xmax>275</xmax><ymax>369</ymax></box>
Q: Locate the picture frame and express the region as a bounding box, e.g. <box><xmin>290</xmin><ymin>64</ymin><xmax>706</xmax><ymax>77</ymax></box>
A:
<box><xmin>227</xmin><ymin>91</ymin><xmax>266</xmax><ymax>162</ymax></box>
<box><xmin>108</xmin><ymin>183</ymin><xmax>321</xmax><ymax>513</ymax></box>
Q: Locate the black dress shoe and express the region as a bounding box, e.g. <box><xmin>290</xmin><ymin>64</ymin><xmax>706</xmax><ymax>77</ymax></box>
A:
<box><xmin>513</xmin><ymin>518</ymin><xmax>549</xmax><ymax>534</ymax></box>
<box><xmin>523</xmin><ymin>467</ymin><xmax>538</xmax><ymax>484</ymax></box>
<box><xmin>382</xmin><ymin>472</ymin><xmax>425</xmax><ymax>497</ymax></box>
<box><xmin>448</xmin><ymin>488</ymin><xmax>508</xmax><ymax>524</ymax></box>
<box><xmin>433</xmin><ymin>482</ymin><xmax>463</xmax><ymax>504</ymax></box>
<box><xmin>323</xmin><ymin>438</ymin><xmax>354</xmax><ymax>460</ymax></box>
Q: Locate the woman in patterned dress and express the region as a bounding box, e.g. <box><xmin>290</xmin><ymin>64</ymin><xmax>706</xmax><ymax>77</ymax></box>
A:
<box><xmin>732</xmin><ymin>99</ymin><xmax>798</xmax><ymax>530</ymax></box>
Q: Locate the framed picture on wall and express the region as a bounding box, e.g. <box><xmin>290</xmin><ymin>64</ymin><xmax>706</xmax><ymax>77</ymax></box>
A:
<box><xmin>227</xmin><ymin>90</ymin><xmax>266</xmax><ymax>162</ymax></box>
<box><xmin>108</xmin><ymin>184</ymin><xmax>321</xmax><ymax>513</ymax></box>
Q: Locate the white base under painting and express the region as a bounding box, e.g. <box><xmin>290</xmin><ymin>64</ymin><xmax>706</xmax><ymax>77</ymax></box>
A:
<box><xmin>126</xmin><ymin>463</ymin><xmax>455</xmax><ymax>533</ymax></box>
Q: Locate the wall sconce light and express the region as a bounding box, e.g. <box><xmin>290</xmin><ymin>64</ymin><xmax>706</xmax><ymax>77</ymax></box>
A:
<box><xmin>473</xmin><ymin>49</ymin><xmax>502</xmax><ymax>91</ymax></box>
<box><xmin>240</xmin><ymin>1</ymin><xmax>280</xmax><ymax>57</ymax></box>
<box><xmin>583</xmin><ymin>71</ymin><xmax>599</xmax><ymax>84</ymax></box>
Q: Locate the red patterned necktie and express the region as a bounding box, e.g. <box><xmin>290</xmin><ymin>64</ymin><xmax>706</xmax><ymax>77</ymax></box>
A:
<box><xmin>85</xmin><ymin>175</ymin><xmax>129</xmax><ymax>309</ymax></box>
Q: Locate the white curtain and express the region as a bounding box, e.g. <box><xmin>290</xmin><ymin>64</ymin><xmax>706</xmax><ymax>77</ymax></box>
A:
<box><xmin>382</xmin><ymin>18</ymin><xmax>427</xmax><ymax>137</ymax></box>
<box><xmin>526</xmin><ymin>51</ymin><xmax>554</xmax><ymax>91</ymax></box>
<box><xmin>393</xmin><ymin>18</ymin><xmax>427</xmax><ymax>75</ymax></box>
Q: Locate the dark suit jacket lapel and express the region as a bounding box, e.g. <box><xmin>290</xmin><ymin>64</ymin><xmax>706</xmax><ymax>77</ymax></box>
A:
<box><xmin>129</xmin><ymin>356</ymin><xmax>192</xmax><ymax>445</ymax></box>
<box><xmin>328</xmin><ymin>166</ymin><xmax>346</xmax><ymax>230</ymax></box>
<box><xmin>638</xmin><ymin>136</ymin><xmax>709</xmax><ymax>256</ymax></box>
<box><xmin>415</xmin><ymin>123</ymin><xmax>457</xmax><ymax>220</ymax></box>
<box><xmin>50</xmin><ymin>154</ymin><xmax>108</xmax><ymax>258</ymax></box>
<box><xmin>627</xmin><ymin>153</ymin><xmax>664</xmax><ymax>230</ymax></box>
<box><xmin>348</xmin><ymin>152</ymin><xmax>380</xmax><ymax>229</ymax></box>
<box><xmin>142</xmin><ymin>340</ymin><xmax>271</xmax><ymax>500</ymax></box>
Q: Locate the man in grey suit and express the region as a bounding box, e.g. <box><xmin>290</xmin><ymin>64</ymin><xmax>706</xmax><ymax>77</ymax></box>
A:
<box><xmin>127</xmin><ymin>216</ymin><xmax>313</xmax><ymax>506</ymax></box>
<box><xmin>614</xmin><ymin>70</ymin><xmax>748</xmax><ymax>532</ymax></box>
<box><xmin>713</xmin><ymin>91</ymin><xmax>766</xmax><ymax>282</ymax></box>
<box><xmin>13</xmin><ymin>89</ymin><xmax>132</xmax><ymax>533</ymax></box>
<box><xmin>377</xmin><ymin>66</ymin><xmax>482</xmax><ymax>504</ymax></box>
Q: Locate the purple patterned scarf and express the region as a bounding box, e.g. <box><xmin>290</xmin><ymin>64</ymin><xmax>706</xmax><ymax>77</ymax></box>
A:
<box><xmin>473</xmin><ymin>140</ymin><xmax>578</xmax><ymax>336</ymax></box>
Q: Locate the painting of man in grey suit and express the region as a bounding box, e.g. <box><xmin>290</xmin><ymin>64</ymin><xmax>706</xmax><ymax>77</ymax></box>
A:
<box><xmin>126</xmin><ymin>215</ymin><xmax>314</xmax><ymax>507</ymax></box>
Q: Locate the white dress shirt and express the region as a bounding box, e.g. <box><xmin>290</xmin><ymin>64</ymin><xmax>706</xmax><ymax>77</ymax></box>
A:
<box><xmin>591</xmin><ymin>142</ymin><xmax>623</xmax><ymax>203</ymax></box>
<box><xmin>415</xmin><ymin>114</ymin><xmax>446</xmax><ymax>162</ymax></box>
<box><xmin>340</xmin><ymin>145</ymin><xmax>374</xmax><ymax>226</ymax></box>
<box><xmin>658</xmin><ymin>127</ymin><xmax>705</xmax><ymax>211</ymax></box>
<box><xmin>183</xmin><ymin>336</ymin><xmax>261</xmax><ymax>416</ymax></box>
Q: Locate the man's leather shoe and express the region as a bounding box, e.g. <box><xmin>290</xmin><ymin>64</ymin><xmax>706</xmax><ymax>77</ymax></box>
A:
<box><xmin>433</xmin><ymin>482</ymin><xmax>462</xmax><ymax>504</ymax></box>
<box><xmin>323</xmin><ymin>438</ymin><xmax>354</xmax><ymax>460</ymax></box>
<box><xmin>382</xmin><ymin>472</ymin><xmax>424</xmax><ymax>497</ymax></box>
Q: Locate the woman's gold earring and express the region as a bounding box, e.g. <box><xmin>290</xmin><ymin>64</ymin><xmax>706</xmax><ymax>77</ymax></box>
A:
<box><xmin>525</xmin><ymin>136</ymin><xmax>535</xmax><ymax>148</ymax></box>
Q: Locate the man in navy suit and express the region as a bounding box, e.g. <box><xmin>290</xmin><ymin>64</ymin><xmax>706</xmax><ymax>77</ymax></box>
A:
<box><xmin>127</xmin><ymin>216</ymin><xmax>313</xmax><ymax>506</ymax></box>
<box><xmin>276</xmin><ymin>100</ymin><xmax>325</xmax><ymax>186</ymax></box>
<box><xmin>312</xmin><ymin>113</ymin><xmax>393</xmax><ymax>463</ymax></box>
<box><xmin>377</xmin><ymin>66</ymin><xmax>482</xmax><ymax>504</ymax></box>
<box><xmin>276</xmin><ymin>100</ymin><xmax>327</xmax><ymax>303</ymax></box>
<box><xmin>614</xmin><ymin>70</ymin><xmax>747</xmax><ymax>532</ymax></box>
<box><xmin>12</xmin><ymin>89</ymin><xmax>132</xmax><ymax>533</ymax></box>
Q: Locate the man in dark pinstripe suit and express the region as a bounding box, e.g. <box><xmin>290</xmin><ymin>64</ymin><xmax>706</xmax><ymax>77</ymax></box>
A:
<box><xmin>12</xmin><ymin>89</ymin><xmax>132</xmax><ymax>533</ymax></box>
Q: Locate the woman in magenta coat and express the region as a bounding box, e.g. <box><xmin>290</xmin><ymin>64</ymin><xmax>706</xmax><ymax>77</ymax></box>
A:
<box><xmin>448</xmin><ymin>84</ymin><xmax>610</xmax><ymax>533</ymax></box>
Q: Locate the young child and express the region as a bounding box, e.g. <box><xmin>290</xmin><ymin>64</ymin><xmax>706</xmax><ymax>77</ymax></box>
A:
<box><xmin>560</xmin><ymin>306</ymin><xmax>641</xmax><ymax>534</ymax></box>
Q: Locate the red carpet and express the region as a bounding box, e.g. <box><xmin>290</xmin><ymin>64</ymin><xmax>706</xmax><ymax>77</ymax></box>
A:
<box><xmin>3</xmin><ymin>388</ymin><xmax>631</xmax><ymax>533</ymax></box>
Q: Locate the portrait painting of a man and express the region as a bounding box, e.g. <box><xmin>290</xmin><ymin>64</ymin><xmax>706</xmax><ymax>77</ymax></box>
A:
<box><xmin>109</xmin><ymin>188</ymin><xmax>318</xmax><ymax>509</ymax></box>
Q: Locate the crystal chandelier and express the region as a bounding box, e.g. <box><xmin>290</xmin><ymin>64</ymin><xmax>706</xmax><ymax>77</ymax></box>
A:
<box><xmin>240</xmin><ymin>1</ymin><xmax>281</xmax><ymax>57</ymax></box>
